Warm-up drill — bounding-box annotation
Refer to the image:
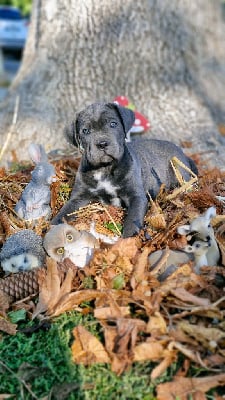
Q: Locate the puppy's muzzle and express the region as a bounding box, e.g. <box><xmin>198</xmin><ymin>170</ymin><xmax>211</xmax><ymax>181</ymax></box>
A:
<box><xmin>96</xmin><ymin>140</ymin><xmax>109</xmax><ymax>150</ymax></box>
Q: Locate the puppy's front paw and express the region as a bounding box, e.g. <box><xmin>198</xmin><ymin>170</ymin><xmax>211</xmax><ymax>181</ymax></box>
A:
<box><xmin>122</xmin><ymin>221</ymin><xmax>140</xmax><ymax>238</ymax></box>
<box><xmin>51</xmin><ymin>213</ymin><xmax>63</xmax><ymax>225</ymax></box>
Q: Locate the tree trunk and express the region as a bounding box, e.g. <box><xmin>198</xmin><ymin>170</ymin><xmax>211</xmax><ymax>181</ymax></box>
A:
<box><xmin>0</xmin><ymin>0</ymin><xmax>225</xmax><ymax>167</ymax></box>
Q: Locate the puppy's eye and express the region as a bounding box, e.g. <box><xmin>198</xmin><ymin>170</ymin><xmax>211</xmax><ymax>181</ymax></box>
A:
<box><xmin>110</xmin><ymin>121</ymin><xmax>118</xmax><ymax>128</ymax></box>
<box><xmin>57</xmin><ymin>247</ymin><xmax>64</xmax><ymax>255</ymax></box>
<box><xmin>195</xmin><ymin>243</ymin><xmax>200</xmax><ymax>248</ymax></box>
<box><xmin>82</xmin><ymin>128</ymin><xmax>90</xmax><ymax>135</ymax></box>
<box><xmin>66</xmin><ymin>234</ymin><xmax>73</xmax><ymax>242</ymax></box>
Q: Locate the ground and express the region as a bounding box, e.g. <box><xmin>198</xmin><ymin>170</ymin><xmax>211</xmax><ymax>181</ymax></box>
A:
<box><xmin>0</xmin><ymin>150</ymin><xmax>225</xmax><ymax>399</ymax></box>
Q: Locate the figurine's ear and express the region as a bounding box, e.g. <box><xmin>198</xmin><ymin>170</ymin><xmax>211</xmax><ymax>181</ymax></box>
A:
<box><xmin>184</xmin><ymin>245</ymin><xmax>193</xmax><ymax>253</ymax></box>
<box><xmin>28</xmin><ymin>143</ymin><xmax>48</xmax><ymax>164</ymax></box>
<box><xmin>177</xmin><ymin>225</ymin><xmax>191</xmax><ymax>236</ymax></box>
<box><xmin>204</xmin><ymin>207</ymin><xmax>216</xmax><ymax>221</ymax></box>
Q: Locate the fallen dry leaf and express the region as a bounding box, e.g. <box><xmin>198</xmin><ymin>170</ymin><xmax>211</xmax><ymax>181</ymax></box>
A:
<box><xmin>32</xmin><ymin>258</ymin><xmax>74</xmax><ymax>318</ymax></box>
<box><xmin>94</xmin><ymin>306</ymin><xmax>130</xmax><ymax>319</ymax></box>
<box><xmin>0</xmin><ymin>317</ymin><xmax>17</xmax><ymax>335</ymax></box>
<box><xmin>151</xmin><ymin>348</ymin><xmax>177</xmax><ymax>380</ymax></box>
<box><xmin>146</xmin><ymin>311</ymin><xmax>167</xmax><ymax>335</ymax></box>
<box><xmin>130</xmin><ymin>247</ymin><xmax>150</xmax><ymax>290</ymax></box>
<box><xmin>178</xmin><ymin>320</ymin><xmax>225</xmax><ymax>350</ymax></box>
<box><xmin>156</xmin><ymin>374</ymin><xmax>225</xmax><ymax>400</ymax></box>
<box><xmin>133</xmin><ymin>340</ymin><xmax>164</xmax><ymax>362</ymax></box>
<box><xmin>170</xmin><ymin>287</ymin><xmax>210</xmax><ymax>307</ymax></box>
<box><xmin>49</xmin><ymin>289</ymin><xmax>106</xmax><ymax>317</ymax></box>
<box><xmin>71</xmin><ymin>325</ymin><xmax>110</xmax><ymax>364</ymax></box>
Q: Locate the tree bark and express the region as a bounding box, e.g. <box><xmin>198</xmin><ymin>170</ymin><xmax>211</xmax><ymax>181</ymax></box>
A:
<box><xmin>0</xmin><ymin>0</ymin><xmax>225</xmax><ymax>167</ymax></box>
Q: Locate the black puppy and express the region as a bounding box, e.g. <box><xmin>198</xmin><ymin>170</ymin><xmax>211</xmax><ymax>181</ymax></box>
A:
<box><xmin>52</xmin><ymin>102</ymin><xmax>197</xmax><ymax>237</ymax></box>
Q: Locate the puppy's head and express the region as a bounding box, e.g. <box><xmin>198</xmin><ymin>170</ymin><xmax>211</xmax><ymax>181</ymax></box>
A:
<box><xmin>65</xmin><ymin>102</ymin><xmax>135</xmax><ymax>166</ymax></box>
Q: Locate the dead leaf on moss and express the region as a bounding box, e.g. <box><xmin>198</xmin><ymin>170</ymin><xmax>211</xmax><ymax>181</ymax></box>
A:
<box><xmin>0</xmin><ymin>317</ymin><xmax>17</xmax><ymax>335</ymax></box>
<box><xmin>94</xmin><ymin>306</ymin><xmax>130</xmax><ymax>319</ymax></box>
<box><xmin>71</xmin><ymin>325</ymin><xmax>110</xmax><ymax>364</ymax></box>
<box><xmin>133</xmin><ymin>340</ymin><xmax>164</xmax><ymax>362</ymax></box>
<box><xmin>156</xmin><ymin>374</ymin><xmax>225</xmax><ymax>400</ymax></box>
<box><xmin>104</xmin><ymin>317</ymin><xmax>146</xmax><ymax>375</ymax></box>
<box><xmin>32</xmin><ymin>258</ymin><xmax>74</xmax><ymax>318</ymax></box>
<box><xmin>151</xmin><ymin>348</ymin><xmax>177</xmax><ymax>380</ymax></box>
<box><xmin>171</xmin><ymin>341</ymin><xmax>204</xmax><ymax>364</ymax></box>
<box><xmin>49</xmin><ymin>289</ymin><xmax>106</xmax><ymax>317</ymax></box>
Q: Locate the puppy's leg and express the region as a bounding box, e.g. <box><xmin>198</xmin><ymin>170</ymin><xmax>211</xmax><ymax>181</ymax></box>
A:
<box><xmin>51</xmin><ymin>197</ymin><xmax>90</xmax><ymax>224</ymax></box>
<box><xmin>123</xmin><ymin>196</ymin><xmax>148</xmax><ymax>237</ymax></box>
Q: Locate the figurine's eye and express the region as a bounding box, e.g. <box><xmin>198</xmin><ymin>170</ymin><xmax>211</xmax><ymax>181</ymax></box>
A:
<box><xmin>208</xmin><ymin>224</ymin><xmax>211</xmax><ymax>228</ymax></box>
<box><xmin>66</xmin><ymin>234</ymin><xmax>73</xmax><ymax>242</ymax></box>
<box><xmin>57</xmin><ymin>247</ymin><xmax>64</xmax><ymax>255</ymax></box>
<box><xmin>195</xmin><ymin>243</ymin><xmax>200</xmax><ymax>248</ymax></box>
<box><xmin>82</xmin><ymin>128</ymin><xmax>90</xmax><ymax>135</ymax></box>
<box><xmin>110</xmin><ymin>121</ymin><xmax>118</xmax><ymax>128</ymax></box>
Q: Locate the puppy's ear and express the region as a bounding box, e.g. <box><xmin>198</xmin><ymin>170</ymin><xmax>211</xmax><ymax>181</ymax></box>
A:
<box><xmin>64</xmin><ymin>120</ymin><xmax>83</xmax><ymax>151</ymax></box>
<box><xmin>110</xmin><ymin>103</ymin><xmax>135</xmax><ymax>137</ymax></box>
<box><xmin>64</xmin><ymin>121</ymin><xmax>77</xmax><ymax>146</ymax></box>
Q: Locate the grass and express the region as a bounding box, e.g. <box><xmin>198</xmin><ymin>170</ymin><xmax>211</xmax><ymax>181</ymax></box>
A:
<box><xmin>0</xmin><ymin>311</ymin><xmax>163</xmax><ymax>400</ymax></box>
<box><xmin>1</xmin><ymin>311</ymin><xmax>222</xmax><ymax>399</ymax></box>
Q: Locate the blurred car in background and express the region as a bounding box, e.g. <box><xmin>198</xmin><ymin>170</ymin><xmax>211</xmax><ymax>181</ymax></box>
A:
<box><xmin>0</xmin><ymin>6</ymin><xmax>28</xmax><ymax>52</ymax></box>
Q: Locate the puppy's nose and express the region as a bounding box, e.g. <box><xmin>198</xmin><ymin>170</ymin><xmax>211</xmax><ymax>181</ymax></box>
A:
<box><xmin>96</xmin><ymin>140</ymin><xmax>108</xmax><ymax>150</ymax></box>
<box><xmin>206</xmin><ymin>235</ymin><xmax>211</xmax><ymax>241</ymax></box>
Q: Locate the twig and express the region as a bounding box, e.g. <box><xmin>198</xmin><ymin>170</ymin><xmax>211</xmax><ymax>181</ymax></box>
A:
<box><xmin>68</xmin><ymin>202</ymin><xmax>122</xmax><ymax>236</ymax></box>
<box><xmin>212</xmin><ymin>295</ymin><xmax>225</xmax><ymax>308</ymax></box>
<box><xmin>166</xmin><ymin>176</ymin><xmax>198</xmax><ymax>200</ymax></box>
<box><xmin>101</xmin><ymin>204</ymin><xmax>121</xmax><ymax>236</ymax></box>
<box><xmin>0</xmin><ymin>95</ymin><xmax>20</xmax><ymax>162</ymax></box>
<box><xmin>166</xmin><ymin>156</ymin><xmax>198</xmax><ymax>200</ymax></box>
<box><xmin>0</xmin><ymin>359</ymin><xmax>38</xmax><ymax>399</ymax></box>
<box><xmin>170</xmin><ymin>156</ymin><xmax>198</xmax><ymax>179</ymax></box>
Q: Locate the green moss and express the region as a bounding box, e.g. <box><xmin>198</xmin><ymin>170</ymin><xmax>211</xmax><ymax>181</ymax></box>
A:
<box><xmin>0</xmin><ymin>311</ymin><xmax>158</xmax><ymax>399</ymax></box>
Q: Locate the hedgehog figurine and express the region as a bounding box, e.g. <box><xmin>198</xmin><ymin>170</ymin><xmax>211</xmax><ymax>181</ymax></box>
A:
<box><xmin>0</xmin><ymin>230</ymin><xmax>46</xmax><ymax>274</ymax></box>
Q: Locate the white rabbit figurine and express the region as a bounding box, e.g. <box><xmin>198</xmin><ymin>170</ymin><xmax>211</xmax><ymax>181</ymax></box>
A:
<box><xmin>177</xmin><ymin>207</ymin><xmax>220</xmax><ymax>266</ymax></box>
<box><xmin>15</xmin><ymin>143</ymin><xmax>57</xmax><ymax>221</ymax></box>
<box><xmin>183</xmin><ymin>240</ymin><xmax>210</xmax><ymax>274</ymax></box>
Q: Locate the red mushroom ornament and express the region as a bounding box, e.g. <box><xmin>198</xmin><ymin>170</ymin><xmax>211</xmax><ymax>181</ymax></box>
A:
<box><xmin>113</xmin><ymin>96</ymin><xmax>150</xmax><ymax>135</ymax></box>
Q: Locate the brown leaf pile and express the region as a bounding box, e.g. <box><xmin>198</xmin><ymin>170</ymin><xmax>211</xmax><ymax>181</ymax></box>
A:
<box><xmin>1</xmin><ymin>155</ymin><xmax>225</xmax><ymax>398</ymax></box>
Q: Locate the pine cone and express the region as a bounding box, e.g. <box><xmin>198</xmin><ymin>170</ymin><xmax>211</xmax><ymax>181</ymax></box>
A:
<box><xmin>0</xmin><ymin>267</ymin><xmax>46</xmax><ymax>302</ymax></box>
<box><xmin>0</xmin><ymin>261</ymin><xmax>80</xmax><ymax>303</ymax></box>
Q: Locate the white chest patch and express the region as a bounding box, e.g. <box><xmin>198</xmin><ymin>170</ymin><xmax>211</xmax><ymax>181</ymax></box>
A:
<box><xmin>90</xmin><ymin>171</ymin><xmax>122</xmax><ymax>207</ymax></box>
<box><xmin>91</xmin><ymin>172</ymin><xmax>117</xmax><ymax>196</ymax></box>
